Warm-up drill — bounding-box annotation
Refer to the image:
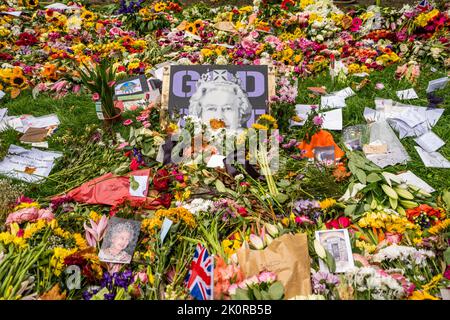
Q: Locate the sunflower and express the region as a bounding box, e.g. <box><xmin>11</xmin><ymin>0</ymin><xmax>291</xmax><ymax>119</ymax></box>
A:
<box><xmin>25</xmin><ymin>0</ymin><xmax>39</xmax><ymax>9</ymax></box>
<box><xmin>194</xmin><ymin>19</ymin><xmax>204</xmax><ymax>30</ymax></box>
<box><xmin>10</xmin><ymin>74</ymin><xmax>27</xmax><ymax>89</ymax></box>
<box><xmin>154</xmin><ymin>2</ymin><xmax>167</xmax><ymax>13</ymax></box>
<box><xmin>81</xmin><ymin>10</ymin><xmax>96</xmax><ymax>22</ymax></box>
<box><xmin>185</xmin><ymin>23</ymin><xmax>197</xmax><ymax>35</ymax></box>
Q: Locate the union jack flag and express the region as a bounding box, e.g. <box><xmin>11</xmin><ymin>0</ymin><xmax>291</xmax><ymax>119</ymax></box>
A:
<box><xmin>417</xmin><ymin>0</ymin><xmax>432</xmax><ymax>12</ymax></box>
<box><xmin>186</xmin><ymin>244</ymin><xmax>214</xmax><ymax>300</ymax></box>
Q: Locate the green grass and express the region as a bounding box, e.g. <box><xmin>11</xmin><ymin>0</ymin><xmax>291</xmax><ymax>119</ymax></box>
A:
<box><xmin>297</xmin><ymin>64</ymin><xmax>450</xmax><ymax>189</ymax></box>
<box><xmin>0</xmin><ymin>64</ymin><xmax>449</xmax><ymax>201</ymax></box>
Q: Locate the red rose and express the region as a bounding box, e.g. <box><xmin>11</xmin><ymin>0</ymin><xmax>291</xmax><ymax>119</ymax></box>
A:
<box><xmin>153</xmin><ymin>169</ymin><xmax>170</xmax><ymax>191</ymax></box>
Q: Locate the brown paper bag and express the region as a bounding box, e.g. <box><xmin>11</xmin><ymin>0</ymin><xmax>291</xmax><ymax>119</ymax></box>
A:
<box><xmin>237</xmin><ymin>233</ymin><xmax>311</xmax><ymax>299</ymax></box>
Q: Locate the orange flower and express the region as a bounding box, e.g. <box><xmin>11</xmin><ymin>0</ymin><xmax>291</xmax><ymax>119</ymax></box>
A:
<box><xmin>41</xmin><ymin>63</ymin><xmax>58</xmax><ymax>80</ymax></box>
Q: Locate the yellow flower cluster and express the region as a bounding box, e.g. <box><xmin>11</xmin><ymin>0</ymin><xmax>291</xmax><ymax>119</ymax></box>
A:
<box><xmin>0</xmin><ymin>232</ymin><xmax>27</xmax><ymax>248</ymax></box>
<box><xmin>376</xmin><ymin>52</ymin><xmax>400</xmax><ymax>66</ymax></box>
<box><xmin>355</xmin><ymin>239</ymin><xmax>377</xmax><ymax>254</ymax></box>
<box><xmin>89</xmin><ymin>210</ymin><xmax>101</xmax><ymax>223</ymax></box>
<box><xmin>428</xmin><ymin>218</ymin><xmax>450</xmax><ymax>235</ymax></box>
<box><xmin>347</xmin><ymin>63</ymin><xmax>370</xmax><ymax>74</ymax></box>
<box><xmin>252</xmin><ymin>114</ymin><xmax>278</xmax><ymax>130</ymax></box>
<box><xmin>319</xmin><ymin>198</ymin><xmax>337</xmax><ymax>210</ymax></box>
<box><xmin>142</xmin><ymin>207</ymin><xmax>196</xmax><ymax>235</ymax></box>
<box><xmin>358</xmin><ymin>210</ymin><xmax>419</xmax><ymax>234</ymax></box>
<box><xmin>23</xmin><ymin>219</ymin><xmax>48</xmax><ymax>239</ymax></box>
<box><xmin>50</xmin><ymin>247</ymin><xmax>77</xmax><ymax>276</ymax></box>
<box><xmin>414</xmin><ymin>9</ymin><xmax>439</xmax><ymax>28</ymax></box>
<box><xmin>300</xmin><ymin>0</ymin><xmax>314</xmax><ymax>9</ymax></box>
<box><xmin>222</xmin><ymin>233</ymin><xmax>244</xmax><ymax>257</ymax></box>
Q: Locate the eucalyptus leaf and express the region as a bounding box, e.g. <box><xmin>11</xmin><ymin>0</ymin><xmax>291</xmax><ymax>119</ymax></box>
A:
<box><xmin>268</xmin><ymin>281</ymin><xmax>284</xmax><ymax>300</ymax></box>
<box><xmin>274</xmin><ymin>193</ymin><xmax>289</xmax><ymax>204</ymax></box>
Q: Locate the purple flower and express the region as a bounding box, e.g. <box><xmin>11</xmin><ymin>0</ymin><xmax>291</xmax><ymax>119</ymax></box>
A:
<box><xmin>282</xmin><ymin>139</ymin><xmax>298</xmax><ymax>149</ymax></box>
<box><xmin>312</xmin><ymin>271</ymin><xmax>340</xmax><ymax>295</ymax></box>
<box><xmin>313</xmin><ymin>115</ymin><xmax>323</xmax><ymax>126</ymax></box>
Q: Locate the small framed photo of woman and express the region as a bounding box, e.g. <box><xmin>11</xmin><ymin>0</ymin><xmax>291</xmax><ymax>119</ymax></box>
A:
<box><xmin>99</xmin><ymin>217</ymin><xmax>141</xmax><ymax>264</ymax></box>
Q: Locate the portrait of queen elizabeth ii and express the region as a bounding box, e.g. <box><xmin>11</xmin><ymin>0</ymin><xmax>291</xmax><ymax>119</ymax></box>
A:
<box><xmin>187</xmin><ymin>70</ymin><xmax>253</xmax><ymax>131</ymax></box>
<box><xmin>168</xmin><ymin>65</ymin><xmax>269</xmax><ymax>131</ymax></box>
<box><xmin>99</xmin><ymin>217</ymin><xmax>141</xmax><ymax>264</ymax></box>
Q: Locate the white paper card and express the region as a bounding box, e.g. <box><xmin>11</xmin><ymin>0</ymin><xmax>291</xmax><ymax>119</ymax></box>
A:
<box><xmin>0</xmin><ymin>145</ymin><xmax>62</xmax><ymax>183</ymax></box>
<box><xmin>31</xmin><ymin>141</ymin><xmax>49</xmax><ymax>149</ymax></box>
<box><xmin>426</xmin><ymin>108</ymin><xmax>445</xmax><ymax>127</ymax></box>
<box><xmin>129</xmin><ymin>175</ymin><xmax>149</xmax><ymax>197</ymax></box>
<box><xmin>414</xmin><ymin>131</ymin><xmax>445</xmax><ymax>153</ymax></box>
<box><xmin>1</xmin><ymin>11</ymin><xmax>22</xmax><ymax>17</ymax></box>
<box><xmin>160</xmin><ymin>218</ymin><xmax>173</xmax><ymax>243</ymax></box>
<box><xmin>334</xmin><ymin>87</ymin><xmax>355</xmax><ymax>99</ymax></box>
<box><xmin>0</xmin><ymin>90</ymin><xmax>5</xmax><ymax>100</ymax></box>
<box><xmin>415</xmin><ymin>146</ymin><xmax>450</xmax><ymax>168</ymax></box>
<box><xmin>316</xmin><ymin>229</ymin><xmax>354</xmax><ymax>273</ymax></box>
<box><xmin>395</xmin><ymin>171</ymin><xmax>435</xmax><ymax>193</ymax></box>
<box><xmin>321</xmin><ymin>95</ymin><xmax>346</xmax><ymax>108</ymax></box>
<box><xmin>206</xmin><ymin>154</ymin><xmax>225</xmax><ymax>168</ymax></box>
<box><xmin>291</xmin><ymin>104</ymin><xmax>312</xmax><ymax>126</ymax></box>
<box><xmin>396</xmin><ymin>89</ymin><xmax>419</xmax><ymax>100</ymax></box>
<box><xmin>0</xmin><ymin>108</ymin><xmax>6</xmax><ymax>122</ymax></box>
<box><xmin>321</xmin><ymin>108</ymin><xmax>342</xmax><ymax>130</ymax></box>
<box><xmin>426</xmin><ymin>77</ymin><xmax>448</xmax><ymax>93</ymax></box>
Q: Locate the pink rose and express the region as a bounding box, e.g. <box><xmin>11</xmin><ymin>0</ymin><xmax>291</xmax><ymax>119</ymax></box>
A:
<box><xmin>6</xmin><ymin>207</ymin><xmax>39</xmax><ymax>225</ymax></box>
<box><xmin>37</xmin><ymin>209</ymin><xmax>55</xmax><ymax>222</ymax></box>
<box><xmin>123</xmin><ymin>119</ymin><xmax>133</xmax><ymax>126</ymax></box>
<box><xmin>92</xmin><ymin>92</ymin><xmax>100</xmax><ymax>101</ymax></box>
<box><xmin>258</xmin><ymin>271</ymin><xmax>277</xmax><ymax>283</ymax></box>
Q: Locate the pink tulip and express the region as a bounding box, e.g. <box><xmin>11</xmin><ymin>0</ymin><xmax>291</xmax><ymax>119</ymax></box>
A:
<box><xmin>84</xmin><ymin>215</ymin><xmax>108</xmax><ymax>247</ymax></box>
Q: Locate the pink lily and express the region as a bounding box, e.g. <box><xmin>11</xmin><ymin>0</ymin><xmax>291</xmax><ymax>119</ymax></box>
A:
<box><xmin>84</xmin><ymin>215</ymin><xmax>109</xmax><ymax>248</ymax></box>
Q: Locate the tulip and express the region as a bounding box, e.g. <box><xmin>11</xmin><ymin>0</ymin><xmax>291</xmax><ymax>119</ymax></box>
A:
<box><xmin>264</xmin><ymin>234</ymin><xmax>274</xmax><ymax>246</ymax></box>
<box><xmin>249</xmin><ymin>234</ymin><xmax>264</xmax><ymax>250</ymax></box>
<box><xmin>264</xmin><ymin>223</ymin><xmax>279</xmax><ymax>238</ymax></box>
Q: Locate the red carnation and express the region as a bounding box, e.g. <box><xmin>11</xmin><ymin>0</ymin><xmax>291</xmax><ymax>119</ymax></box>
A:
<box><xmin>153</xmin><ymin>169</ymin><xmax>170</xmax><ymax>191</ymax></box>
<box><xmin>130</xmin><ymin>158</ymin><xmax>140</xmax><ymax>171</ymax></box>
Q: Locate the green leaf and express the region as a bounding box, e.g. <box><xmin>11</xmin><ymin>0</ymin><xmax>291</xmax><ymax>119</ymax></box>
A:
<box><xmin>215</xmin><ymin>179</ymin><xmax>227</xmax><ymax>193</ymax></box>
<box><xmin>268</xmin><ymin>281</ymin><xmax>284</xmax><ymax>300</ymax></box>
<box><xmin>232</xmin><ymin>288</ymin><xmax>250</xmax><ymax>300</ymax></box>
<box><xmin>277</xmin><ymin>179</ymin><xmax>291</xmax><ymax>188</ymax></box>
<box><xmin>366</xmin><ymin>172</ymin><xmax>381</xmax><ymax>183</ymax></box>
<box><xmin>344</xmin><ymin>204</ymin><xmax>357</xmax><ymax>215</ymax></box>
<box><xmin>355</xmin><ymin>168</ymin><xmax>367</xmax><ymax>184</ymax></box>
<box><xmin>261</xmin><ymin>290</ymin><xmax>271</xmax><ymax>300</ymax></box>
<box><xmin>442</xmin><ymin>190</ymin><xmax>450</xmax><ymax>210</ymax></box>
<box><xmin>274</xmin><ymin>193</ymin><xmax>289</xmax><ymax>204</ymax></box>
<box><xmin>325</xmin><ymin>249</ymin><xmax>336</xmax><ymax>273</ymax></box>
<box><xmin>444</xmin><ymin>247</ymin><xmax>450</xmax><ymax>265</ymax></box>
<box><xmin>253</xmin><ymin>288</ymin><xmax>262</xmax><ymax>300</ymax></box>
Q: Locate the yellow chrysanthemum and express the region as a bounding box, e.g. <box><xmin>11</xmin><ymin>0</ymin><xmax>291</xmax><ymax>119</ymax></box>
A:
<box><xmin>50</xmin><ymin>247</ymin><xmax>77</xmax><ymax>276</ymax></box>
<box><xmin>319</xmin><ymin>198</ymin><xmax>337</xmax><ymax>209</ymax></box>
